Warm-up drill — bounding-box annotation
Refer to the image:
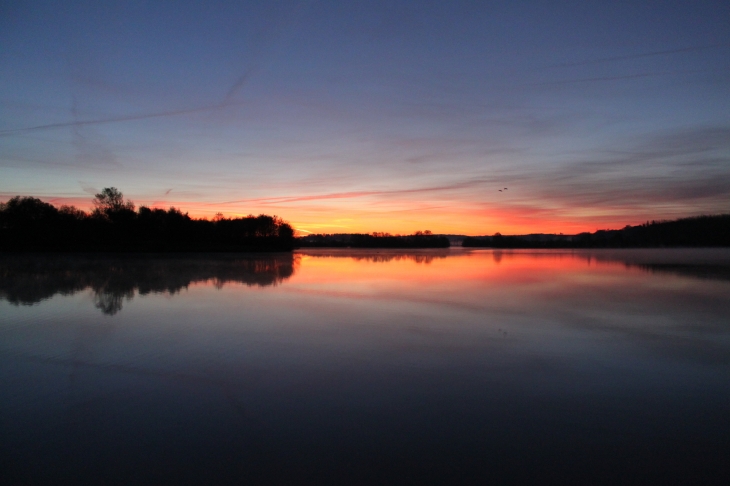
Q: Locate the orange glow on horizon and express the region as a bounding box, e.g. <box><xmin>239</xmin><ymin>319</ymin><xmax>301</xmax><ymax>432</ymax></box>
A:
<box><xmin>0</xmin><ymin>193</ymin><xmax>710</xmax><ymax>236</ymax></box>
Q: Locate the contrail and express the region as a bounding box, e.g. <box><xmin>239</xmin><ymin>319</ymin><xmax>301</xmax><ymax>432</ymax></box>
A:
<box><xmin>530</xmin><ymin>69</ymin><xmax>705</xmax><ymax>87</ymax></box>
<box><xmin>548</xmin><ymin>43</ymin><xmax>728</xmax><ymax>68</ymax></box>
<box><xmin>213</xmin><ymin>177</ymin><xmax>498</xmax><ymax>206</ymax></box>
<box><xmin>223</xmin><ymin>68</ymin><xmax>258</xmax><ymax>104</ymax></box>
<box><xmin>2</xmin><ymin>2</ymin><xmax>311</xmax><ymax>137</ymax></box>
<box><xmin>0</xmin><ymin>100</ymin><xmax>244</xmax><ymax>137</ymax></box>
<box><xmin>221</xmin><ymin>0</ymin><xmax>311</xmax><ymax>104</ymax></box>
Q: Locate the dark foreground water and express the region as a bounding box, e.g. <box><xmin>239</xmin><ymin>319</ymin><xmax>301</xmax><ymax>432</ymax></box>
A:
<box><xmin>1</xmin><ymin>249</ymin><xmax>729</xmax><ymax>485</ymax></box>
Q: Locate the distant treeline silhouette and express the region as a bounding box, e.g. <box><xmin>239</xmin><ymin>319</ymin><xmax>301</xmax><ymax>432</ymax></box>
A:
<box><xmin>297</xmin><ymin>231</ymin><xmax>450</xmax><ymax>249</ymax></box>
<box><xmin>0</xmin><ymin>188</ymin><xmax>295</xmax><ymax>252</ymax></box>
<box><xmin>463</xmin><ymin>214</ymin><xmax>730</xmax><ymax>248</ymax></box>
<box><xmin>0</xmin><ymin>253</ymin><xmax>297</xmax><ymax>315</ymax></box>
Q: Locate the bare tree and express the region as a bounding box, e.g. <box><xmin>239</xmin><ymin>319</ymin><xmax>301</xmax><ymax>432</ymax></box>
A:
<box><xmin>93</xmin><ymin>187</ymin><xmax>135</xmax><ymax>215</ymax></box>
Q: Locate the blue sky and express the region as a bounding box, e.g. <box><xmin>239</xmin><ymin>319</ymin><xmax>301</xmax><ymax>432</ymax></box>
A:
<box><xmin>1</xmin><ymin>0</ymin><xmax>728</xmax><ymax>234</ymax></box>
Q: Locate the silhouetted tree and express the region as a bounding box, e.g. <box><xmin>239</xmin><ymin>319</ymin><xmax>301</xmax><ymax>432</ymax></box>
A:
<box><xmin>1</xmin><ymin>196</ymin><xmax>58</xmax><ymax>222</ymax></box>
<box><xmin>0</xmin><ymin>188</ymin><xmax>296</xmax><ymax>252</ymax></box>
<box><xmin>59</xmin><ymin>205</ymin><xmax>88</xmax><ymax>219</ymax></box>
<box><xmin>462</xmin><ymin>215</ymin><xmax>730</xmax><ymax>248</ymax></box>
<box><xmin>93</xmin><ymin>187</ymin><xmax>135</xmax><ymax>214</ymax></box>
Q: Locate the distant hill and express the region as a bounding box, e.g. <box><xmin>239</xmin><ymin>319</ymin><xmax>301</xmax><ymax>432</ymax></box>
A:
<box><xmin>463</xmin><ymin>215</ymin><xmax>730</xmax><ymax>248</ymax></box>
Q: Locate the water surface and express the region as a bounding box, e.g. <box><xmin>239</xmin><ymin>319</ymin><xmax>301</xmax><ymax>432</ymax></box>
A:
<box><xmin>1</xmin><ymin>249</ymin><xmax>729</xmax><ymax>484</ymax></box>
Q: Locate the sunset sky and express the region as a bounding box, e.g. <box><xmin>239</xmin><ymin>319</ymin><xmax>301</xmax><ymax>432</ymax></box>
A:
<box><xmin>1</xmin><ymin>1</ymin><xmax>728</xmax><ymax>235</ymax></box>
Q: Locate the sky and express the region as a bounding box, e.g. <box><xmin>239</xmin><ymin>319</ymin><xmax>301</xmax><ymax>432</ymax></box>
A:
<box><xmin>1</xmin><ymin>0</ymin><xmax>729</xmax><ymax>235</ymax></box>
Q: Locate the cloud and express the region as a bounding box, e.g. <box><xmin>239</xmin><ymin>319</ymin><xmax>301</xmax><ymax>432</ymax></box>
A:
<box><xmin>517</xmin><ymin>126</ymin><xmax>730</xmax><ymax>212</ymax></box>
<box><xmin>79</xmin><ymin>182</ymin><xmax>98</xmax><ymax>195</ymax></box>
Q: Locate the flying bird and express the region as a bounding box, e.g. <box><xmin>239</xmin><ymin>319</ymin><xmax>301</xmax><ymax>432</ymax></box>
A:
<box><xmin>498</xmin><ymin>190</ymin><xmax>502</xmax><ymax>192</ymax></box>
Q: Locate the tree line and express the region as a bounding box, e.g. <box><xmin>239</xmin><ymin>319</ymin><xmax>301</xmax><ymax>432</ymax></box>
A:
<box><xmin>0</xmin><ymin>188</ymin><xmax>295</xmax><ymax>252</ymax></box>
<box><xmin>462</xmin><ymin>214</ymin><xmax>730</xmax><ymax>248</ymax></box>
<box><xmin>297</xmin><ymin>231</ymin><xmax>450</xmax><ymax>248</ymax></box>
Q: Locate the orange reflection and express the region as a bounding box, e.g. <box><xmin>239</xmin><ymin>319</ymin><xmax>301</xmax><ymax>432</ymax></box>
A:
<box><xmin>291</xmin><ymin>249</ymin><xmax>630</xmax><ymax>287</ymax></box>
<box><xmin>270</xmin><ymin>249</ymin><xmax>651</xmax><ymax>319</ymax></box>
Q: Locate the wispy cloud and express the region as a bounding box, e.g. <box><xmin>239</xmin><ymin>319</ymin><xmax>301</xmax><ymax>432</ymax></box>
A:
<box><xmin>79</xmin><ymin>182</ymin><xmax>98</xmax><ymax>195</ymax></box>
<box><xmin>516</xmin><ymin>126</ymin><xmax>730</xmax><ymax>215</ymax></box>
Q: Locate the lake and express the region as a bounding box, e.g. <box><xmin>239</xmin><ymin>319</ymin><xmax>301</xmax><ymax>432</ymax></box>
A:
<box><xmin>1</xmin><ymin>249</ymin><xmax>729</xmax><ymax>485</ymax></box>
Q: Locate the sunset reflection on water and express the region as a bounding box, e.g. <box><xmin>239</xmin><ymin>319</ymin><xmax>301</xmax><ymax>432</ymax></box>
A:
<box><xmin>1</xmin><ymin>249</ymin><xmax>729</xmax><ymax>484</ymax></box>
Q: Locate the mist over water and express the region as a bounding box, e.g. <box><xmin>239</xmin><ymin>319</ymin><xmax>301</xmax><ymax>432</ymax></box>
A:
<box><xmin>1</xmin><ymin>249</ymin><xmax>729</xmax><ymax>484</ymax></box>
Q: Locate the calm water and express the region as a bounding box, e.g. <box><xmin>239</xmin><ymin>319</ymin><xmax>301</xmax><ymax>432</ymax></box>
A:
<box><xmin>1</xmin><ymin>249</ymin><xmax>729</xmax><ymax>485</ymax></box>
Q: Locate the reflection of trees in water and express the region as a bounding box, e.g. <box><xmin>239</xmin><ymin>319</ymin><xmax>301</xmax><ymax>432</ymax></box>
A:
<box><xmin>0</xmin><ymin>254</ymin><xmax>297</xmax><ymax>315</ymax></box>
<box><xmin>352</xmin><ymin>254</ymin><xmax>446</xmax><ymax>264</ymax></box>
<box><xmin>304</xmin><ymin>251</ymin><xmax>449</xmax><ymax>265</ymax></box>
<box><xmin>93</xmin><ymin>289</ymin><xmax>134</xmax><ymax>315</ymax></box>
<box><xmin>571</xmin><ymin>250</ymin><xmax>730</xmax><ymax>282</ymax></box>
<box><xmin>633</xmin><ymin>264</ymin><xmax>730</xmax><ymax>282</ymax></box>
<box><xmin>464</xmin><ymin>249</ymin><xmax>730</xmax><ymax>281</ymax></box>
